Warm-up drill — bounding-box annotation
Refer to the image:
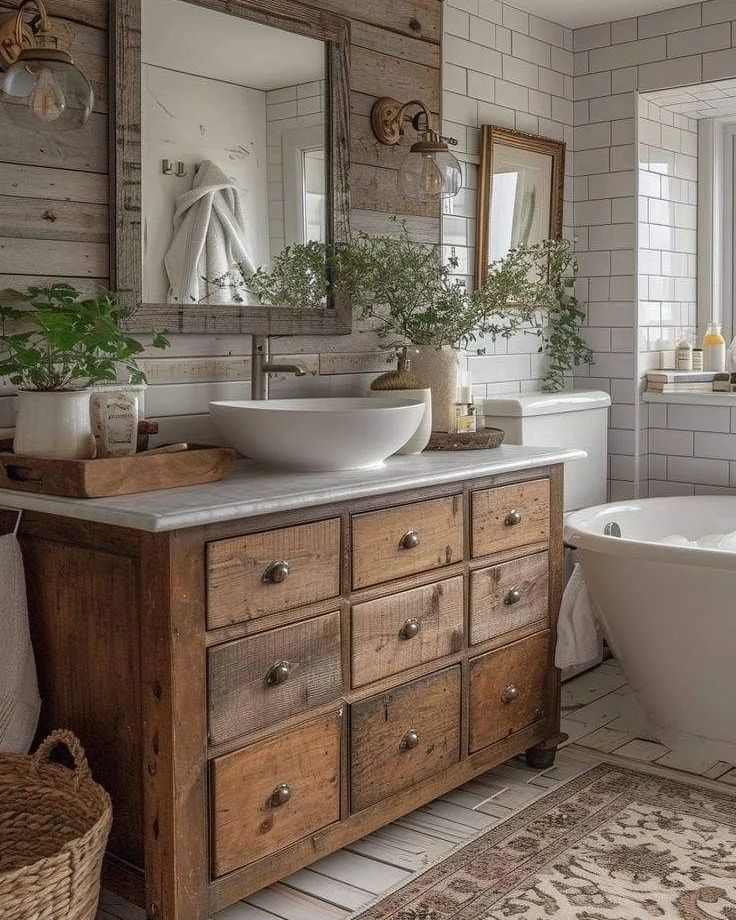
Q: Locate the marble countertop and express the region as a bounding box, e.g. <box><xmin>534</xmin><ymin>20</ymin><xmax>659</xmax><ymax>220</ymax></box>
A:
<box><xmin>0</xmin><ymin>445</ymin><xmax>585</xmax><ymax>532</ymax></box>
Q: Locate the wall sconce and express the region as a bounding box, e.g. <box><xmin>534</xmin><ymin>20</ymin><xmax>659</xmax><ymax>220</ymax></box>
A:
<box><xmin>0</xmin><ymin>0</ymin><xmax>94</xmax><ymax>129</ymax></box>
<box><xmin>371</xmin><ymin>97</ymin><xmax>462</xmax><ymax>200</ymax></box>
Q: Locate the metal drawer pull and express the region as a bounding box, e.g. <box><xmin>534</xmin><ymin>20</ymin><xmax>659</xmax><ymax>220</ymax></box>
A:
<box><xmin>504</xmin><ymin>509</ymin><xmax>522</xmax><ymax>526</ymax></box>
<box><xmin>399</xmin><ymin>618</ymin><xmax>421</xmax><ymax>640</ymax></box>
<box><xmin>399</xmin><ymin>529</ymin><xmax>420</xmax><ymax>550</ymax></box>
<box><xmin>265</xmin><ymin>660</ymin><xmax>291</xmax><ymax>686</ymax></box>
<box><xmin>501</xmin><ymin>684</ymin><xmax>519</xmax><ymax>704</ymax></box>
<box><xmin>400</xmin><ymin>729</ymin><xmax>420</xmax><ymax>750</ymax></box>
<box><xmin>269</xmin><ymin>783</ymin><xmax>292</xmax><ymax>807</ymax></box>
<box><xmin>263</xmin><ymin>559</ymin><xmax>290</xmax><ymax>583</ymax></box>
<box><xmin>504</xmin><ymin>587</ymin><xmax>522</xmax><ymax>606</ymax></box>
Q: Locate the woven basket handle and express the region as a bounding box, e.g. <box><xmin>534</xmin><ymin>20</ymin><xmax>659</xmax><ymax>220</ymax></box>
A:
<box><xmin>33</xmin><ymin>730</ymin><xmax>92</xmax><ymax>789</ymax></box>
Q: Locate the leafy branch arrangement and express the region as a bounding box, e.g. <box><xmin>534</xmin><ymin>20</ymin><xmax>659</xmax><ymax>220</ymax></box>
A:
<box><xmin>0</xmin><ymin>284</ymin><xmax>170</xmax><ymax>391</ymax></box>
<box><xmin>241</xmin><ymin>225</ymin><xmax>592</xmax><ymax>390</ymax></box>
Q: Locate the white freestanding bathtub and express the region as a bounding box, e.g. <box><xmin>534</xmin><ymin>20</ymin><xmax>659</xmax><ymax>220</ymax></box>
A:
<box><xmin>565</xmin><ymin>497</ymin><xmax>736</xmax><ymax>764</ymax></box>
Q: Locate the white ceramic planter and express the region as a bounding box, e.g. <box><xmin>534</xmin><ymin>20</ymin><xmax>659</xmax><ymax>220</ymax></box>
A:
<box><xmin>14</xmin><ymin>389</ymin><xmax>95</xmax><ymax>459</ymax></box>
<box><xmin>408</xmin><ymin>346</ymin><xmax>461</xmax><ymax>433</ymax></box>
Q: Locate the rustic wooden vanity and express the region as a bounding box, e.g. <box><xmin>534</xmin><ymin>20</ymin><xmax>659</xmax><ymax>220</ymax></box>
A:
<box><xmin>3</xmin><ymin>446</ymin><xmax>580</xmax><ymax>920</ymax></box>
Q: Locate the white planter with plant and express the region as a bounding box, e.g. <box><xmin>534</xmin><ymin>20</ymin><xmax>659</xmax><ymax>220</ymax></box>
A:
<box><xmin>244</xmin><ymin>225</ymin><xmax>592</xmax><ymax>434</ymax></box>
<box><xmin>0</xmin><ymin>284</ymin><xmax>169</xmax><ymax>459</ymax></box>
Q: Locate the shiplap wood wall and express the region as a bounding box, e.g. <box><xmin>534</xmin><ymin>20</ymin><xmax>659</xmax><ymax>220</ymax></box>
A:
<box><xmin>0</xmin><ymin>0</ymin><xmax>442</xmax><ymax>439</ymax></box>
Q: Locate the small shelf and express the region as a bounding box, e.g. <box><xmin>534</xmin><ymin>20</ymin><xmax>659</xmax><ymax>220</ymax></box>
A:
<box><xmin>643</xmin><ymin>391</ymin><xmax>736</xmax><ymax>407</ymax></box>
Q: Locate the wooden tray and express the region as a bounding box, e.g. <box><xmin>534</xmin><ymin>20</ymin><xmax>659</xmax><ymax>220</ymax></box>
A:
<box><xmin>426</xmin><ymin>427</ymin><xmax>505</xmax><ymax>451</ymax></box>
<box><xmin>0</xmin><ymin>445</ymin><xmax>236</xmax><ymax>498</ymax></box>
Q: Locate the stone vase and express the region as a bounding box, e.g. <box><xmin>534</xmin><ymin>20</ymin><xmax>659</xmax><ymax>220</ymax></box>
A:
<box><xmin>408</xmin><ymin>345</ymin><xmax>462</xmax><ymax>433</ymax></box>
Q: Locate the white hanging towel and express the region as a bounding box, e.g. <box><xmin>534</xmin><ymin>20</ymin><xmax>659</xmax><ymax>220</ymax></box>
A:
<box><xmin>0</xmin><ymin>532</ymin><xmax>40</xmax><ymax>753</ymax></box>
<box><xmin>555</xmin><ymin>562</ymin><xmax>603</xmax><ymax>672</ymax></box>
<box><xmin>164</xmin><ymin>159</ymin><xmax>259</xmax><ymax>306</ymax></box>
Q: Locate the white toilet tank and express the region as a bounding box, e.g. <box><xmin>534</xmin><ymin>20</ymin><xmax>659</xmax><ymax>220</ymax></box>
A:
<box><xmin>481</xmin><ymin>391</ymin><xmax>610</xmax><ymax>511</ymax></box>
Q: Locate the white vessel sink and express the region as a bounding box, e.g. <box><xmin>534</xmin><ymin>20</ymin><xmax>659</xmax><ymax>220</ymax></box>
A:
<box><xmin>210</xmin><ymin>397</ymin><xmax>425</xmax><ymax>471</ymax></box>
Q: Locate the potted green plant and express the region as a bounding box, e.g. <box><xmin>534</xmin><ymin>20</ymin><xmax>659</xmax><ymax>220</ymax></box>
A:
<box><xmin>0</xmin><ymin>283</ymin><xmax>169</xmax><ymax>459</ymax></box>
<box><xmin>241</xmin><ymin>227</ymin><xmax>592</xmax><ymax>428</ymax></box>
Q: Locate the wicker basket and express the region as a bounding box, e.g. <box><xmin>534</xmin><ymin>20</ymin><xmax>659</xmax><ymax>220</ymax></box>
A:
<box><xmin>0</xmin><ymin>730</ymin><xmax>112</xmax><ymax>920</ymax></box>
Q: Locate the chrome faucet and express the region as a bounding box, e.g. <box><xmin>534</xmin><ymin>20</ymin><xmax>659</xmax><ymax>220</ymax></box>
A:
<box><xmin>251</xmin><ymin>336</ymin><xmax>308</xmax><ymax>400</ymax></box>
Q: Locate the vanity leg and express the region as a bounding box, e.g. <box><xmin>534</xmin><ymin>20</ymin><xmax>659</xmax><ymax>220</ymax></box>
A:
<box><xmin>525</xmin><ymin>736</ymin><xmax>563</xmax><ymax>769</ymax></box>
<box><xmin>140</xmin><ymin>529</ymin><xmax>210</xmax><ymax>920</ymax></box>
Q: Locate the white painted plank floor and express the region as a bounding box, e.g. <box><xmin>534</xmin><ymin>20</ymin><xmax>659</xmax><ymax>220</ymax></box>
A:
<box><xmin>98</xmin><ymin>658</ymin><xmax>736</xmax><ymax>920</ymax></box>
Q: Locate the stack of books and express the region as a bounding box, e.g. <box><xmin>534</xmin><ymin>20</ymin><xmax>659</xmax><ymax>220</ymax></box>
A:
<box><xmin>646</xmin><ymin>370</ymin><xmax>717</xmax><ymax>393</ymax></box>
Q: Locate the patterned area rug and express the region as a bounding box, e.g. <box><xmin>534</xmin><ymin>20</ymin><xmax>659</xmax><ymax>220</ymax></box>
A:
<box><xmin>354</xmin><ymin>763</ymin><xmax>736</xmax><ymax>920</ymax></box>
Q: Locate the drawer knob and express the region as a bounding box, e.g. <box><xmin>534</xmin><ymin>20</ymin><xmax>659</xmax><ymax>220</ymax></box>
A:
<box><xmin>504</xmin><ymin>587</ymin><xmax>522</xmax><ymax>606</ymax></box>
<box><xmin>399</xmin><ymin>618</ymin><xmax>421</xmax><ymax>640</ymax></box>
<box><xmin>265</xmin><ymin>660</ymin><xmax>291</xmax><ymax>686</ymax></box>
<box><xmin>501</xmin><ymin>684</ymin><xmax>519</xmax><ymax>704</ymax></box>
<box><xmin>263</xmin><ymin>560</ymin><xmax>290</xmax><ymax>584</ymax></box>
<box><xmin>399</xmin><ymin>530</ymin><xmax>420</xmax><ymax>550</ymax></box>
<box><xmin>504</xmin><ymin>510</ymin><xmax>522</xmax><ymax>526</ymax></box>
<box><xmin>400</xmin><ymin>729</ymin><xmax>420</xmax><ymax>750</ymax></box>
<box><xmin>269</xmin><ymin>783</ymin><xmax>292</xmax><ymax>808</ymax></box>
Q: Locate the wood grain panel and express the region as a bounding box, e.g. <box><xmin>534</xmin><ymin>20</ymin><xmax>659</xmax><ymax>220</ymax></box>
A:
<box><xmin>350</xmin><ymin>20</ymin><xmax>440</xmax><ymax>66</ymax></box>
<box><xmin>208</xmin><ymin>611</ymin><xmax>343</xmax><ymax>743</ymax></box>
<box><xmin>350</xmin><ymin>163</ymin><xmax>439</xmax><ymax>219</ymax></box>
<box><xmin>0</xmin><ymin>237</ymin><xmax>109</xmax><ymax>276</ymax></box>
<box><xmin>0</xmin><ymin>164</ymin><xmax>109</xmax><ymax>202</ymax></box>
<box><xmin>471</xmin><ymin>479</ymin><xmax>551</xmax><ymax>558</ymax></box>
<box><xmin>350</xmin><ymin>45</ymin><xmax>440</xmax><ymax>113</ymax></box>
<box><xmin>0</xmin><ymin>0</ymin><xmax>107</xmax><ymax>28</ymax></box>
<box><xmin>0</xmin><ymin>108</ymin><xmax>108</xmax><ymax>172</ymax></box>
<box><xmin>206</xmin><ymin>518</ymin><xmax>341</xmax><ymax>629</ymax></box>
<box><xmin>469</xmin><ymin>552</ymin><xmax>549</xmax><ymax>645</ymax></box>
<box><xmin>469</xmin><ymin>631</ymin><xmax>550</xmax><ymax>752</ymax></box>
<box><xmin>351</xmin><ymin>576</ymin><xmax>464</xmax><ymax>687</ymax></box>
<box><xmin>350</xmin><ymin>666</ymin><xmax>460</xmax><ymax>811</ymax></box>
<box><xmin>352</xmin><ymin>495</ymin><xmax>464</xmax><ymax>589</ymax></box>
<box><xmin>0</xmin><ymin>196</ymin><xmax>108</xmax><ymax>242</ymax></box>
<box><xmin>299</xmin><ymin>0</ymin><xmax>441</xmax><ymax>41</ymax></box>
<box><xmin>211</xmin><ymin>710</ymin><xmax>341</xmax><ymax>876</ymax></box>
<box><xmin>22</xmin><ymin>537</ymin><xmax>143</xmax><ymax>866</ymax></box>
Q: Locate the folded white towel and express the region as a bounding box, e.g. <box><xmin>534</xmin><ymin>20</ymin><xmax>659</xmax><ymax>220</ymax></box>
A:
<box><xmin>164</xmin><ymin>159</ymin><xmax>260</xmax><ymax>306</ymax></box>
<box><xmin>0</xmin><ymin>533</ymin><xmax>40</xmax><ymax>752</ymax></box>
<box><xmin>555</xmin><ymin>562</ymin><xmax>602</xmax><ymax>672</ymax></box>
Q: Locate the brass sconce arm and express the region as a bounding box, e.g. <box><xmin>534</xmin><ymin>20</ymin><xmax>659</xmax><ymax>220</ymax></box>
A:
<box><xmin>0</xmin><ymin>0</ymin><xmax>52</xmax><ymax>69</ymax></box>
<box><xmin>371</xmin><ymin>95</ymin><xmax>458</xmax><ymax>149</ymax></box>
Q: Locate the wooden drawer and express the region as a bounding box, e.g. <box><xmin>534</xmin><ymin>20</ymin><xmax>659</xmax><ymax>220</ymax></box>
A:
<box><xmin>208</xmin><ymin>611</ymin><xmax>343</xmax><ymax>744</ymax></box>
<box><xmin>351</xmin><ymin>577</ymin><xmax>464</xmax><ymax>687</ymax></box>
<box><xmin>206</xmin><ymin>518</ymin><xmax>341</xmax><ymax>629</ymax></box>
<box><xmin>469</xmin><ymin>631</ymin><xmax>550</xmax><ymax>752</ymax></box>
<box><xmin>469</xmin><ymin>552</ymin><xmax>548</xmax><ymax>645</ymax></box>
<box><xmin>350</xmin><ymin>666</ymin><xmax>461</xmax><ymax>811</ymax></box>
<box><xmin>211</xmin><ymin>710</ymin><xmax>341</xmax><ymax>877</ymax></box>
<box><xmin>471</xmin><ymin>479</ymin><xmax>550</xmax><ymax>558</ymax></box>
<box><xmin>351</xmin><ymin>496</ymin><xmax>463</xmax><ymax>589</ymax></box>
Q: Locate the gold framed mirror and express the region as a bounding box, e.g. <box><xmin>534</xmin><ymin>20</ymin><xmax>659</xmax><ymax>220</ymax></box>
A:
<box><xmin>475</xmin><ymin>126</ymin><xmax>565</xmax><ymax>288</ymax></box>
<box><xmin>111</xmin><ymin>0</ymin><xmax>351</xmax><ymax>335</ymax></box>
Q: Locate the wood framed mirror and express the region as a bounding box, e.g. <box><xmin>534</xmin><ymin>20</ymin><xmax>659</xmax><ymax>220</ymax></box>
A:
<box><xmin>475</xmin><ymin>126</ymin><xmax>565</xmax><ymax>288</ymax></box>
<box><xmin>111</xmin><ymin>0</ymin><xmax>351</xmax><ymax>335</ymax></box>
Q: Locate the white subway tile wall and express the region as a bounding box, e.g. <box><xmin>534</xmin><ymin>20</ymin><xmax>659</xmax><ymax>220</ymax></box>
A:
<box><xmin>572</xmin><ymin>0</ymin><xmax>736</xmax><ymax>500</ymax></box>
<box><xmin>648</xmin><ymin>399</ymin><xmax>736</xmax><ymax>493</ymax></box>
<box><xmin>442</xmin><ymin>0</ymin><xmax>574</xmax><ymax>396</ymax></box>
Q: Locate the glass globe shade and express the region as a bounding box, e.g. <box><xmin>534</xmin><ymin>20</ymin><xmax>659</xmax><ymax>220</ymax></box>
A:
<box><xmin>2</xmin><ymin>53</ymin><xmax>94</xmax><ymax>130</ymax></box>
<box><xmin>399</xmin><ymin>145</ymin><xmax>462</xmax><ymax>201</ymax></box>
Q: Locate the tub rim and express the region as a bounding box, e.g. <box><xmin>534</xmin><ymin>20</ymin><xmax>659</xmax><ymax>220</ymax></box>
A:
<box><xmin>564</xmin><ymin>495</ymin><xmax>736</xmax><ymax>570</ymax></box>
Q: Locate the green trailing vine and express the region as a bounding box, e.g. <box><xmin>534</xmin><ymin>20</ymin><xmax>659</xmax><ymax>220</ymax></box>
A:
<box><xmin>222</xmin><ymin>224</ymin><xmax>592</xmax><ymax>390</ymax></box>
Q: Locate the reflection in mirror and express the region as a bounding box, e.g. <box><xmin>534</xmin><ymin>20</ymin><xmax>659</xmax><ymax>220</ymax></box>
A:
<box><xmin>475</xmin><ymin>126</ymin><xmax>565</xmax><ymax>288</ymax></box>
<box><xmin>140</xmin><ymin>0</ymin><xmax>327</xmax><ymax>307</ymax></box>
